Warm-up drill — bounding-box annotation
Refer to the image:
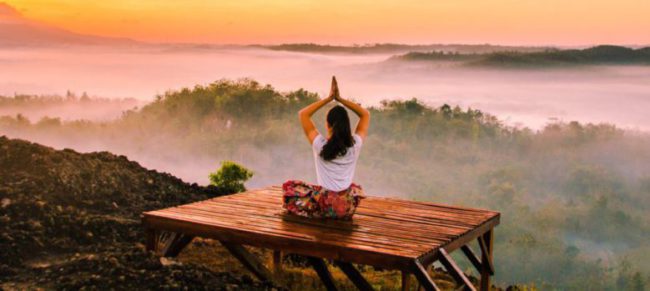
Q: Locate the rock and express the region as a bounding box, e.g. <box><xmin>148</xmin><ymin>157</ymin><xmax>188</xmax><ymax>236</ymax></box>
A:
<box><xmin>1</xmin><ymin>198</ymin><xmax>10</xmax><ymax>208</ymax></box>
<box><xmin>108</xmin><ymin>257</ymin><xmax>119</xmax><ymax>267</ymax></box>
<box><xmin>160</xmin><ymin>257</ymin><xmax>181</xmax><ymax>267</ymax></box>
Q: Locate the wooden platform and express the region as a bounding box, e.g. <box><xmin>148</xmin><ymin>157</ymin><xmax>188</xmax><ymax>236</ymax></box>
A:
<box><xmin>142</xmin><ymin>186</ymin><xmax>500</xmax><ymax>291</ymax></box>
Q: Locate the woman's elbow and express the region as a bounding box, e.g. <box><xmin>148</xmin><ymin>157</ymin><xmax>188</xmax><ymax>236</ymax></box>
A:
<box><xmin>298</xmin><ymin>110</ymin><xmax>309</xmax><ymax>120</ymax></box>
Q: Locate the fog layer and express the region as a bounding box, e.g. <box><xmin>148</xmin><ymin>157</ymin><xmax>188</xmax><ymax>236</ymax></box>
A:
<box><xmin>1</xmin><ymin>46</ymin><xmax>649</xmax><ymax>130</ymax></box>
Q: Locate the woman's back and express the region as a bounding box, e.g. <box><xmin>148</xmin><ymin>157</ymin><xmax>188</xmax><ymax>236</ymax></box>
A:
<box><xmin>283</xmin><ymin>76</ymin><xmax>370</xmax><ymax>219</ymax></box>
<box><xmin>312</xmin><ymin>133</ymin><xmax>363</xmax><ymax>191</ymax></box>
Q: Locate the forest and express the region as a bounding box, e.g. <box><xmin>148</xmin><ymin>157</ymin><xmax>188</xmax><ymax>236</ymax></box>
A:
<box><xmin>1</xmin><ymin>79</ymin><xmax>649</xmax><ymax>290</ymax></box>
<box><xmin>395</xmin><ymin>45</ymin><xmax>650</xmax><ymax>67</ymax></box>
<box><xmin>262</xmin><ymin>43</ymin><xmax>548</xmax><ymax>55</ymax></box>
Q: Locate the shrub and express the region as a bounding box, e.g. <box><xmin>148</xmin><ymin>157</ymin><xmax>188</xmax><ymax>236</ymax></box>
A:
<box><xmin>208</xmin><ymin>161</ymin><xmax>253</xmax><ymax>193</ymax></box>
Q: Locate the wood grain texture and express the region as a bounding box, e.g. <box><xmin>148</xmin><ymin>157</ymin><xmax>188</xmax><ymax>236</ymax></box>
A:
<box><xmin>143</xmin><ymin>186</ymin><xmax>500</xmax><ymax>270</ymax></box>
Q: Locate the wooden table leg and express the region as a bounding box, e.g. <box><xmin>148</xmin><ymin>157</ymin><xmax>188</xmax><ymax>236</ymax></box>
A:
<box><xmin>307</xmin><ymin>256</ymin><xmax>338</xmax><ymax>291</ymax></box>
<box><xmin>401</xmin><ymin>271</ymin><xmax>411</xmax><ymax>291</ymax></box>
<box><xmin>273</xmin><ymin>250</ymin><xmax>283</xmax><ymax>275</ymax></box>
<box><xmin>220</xmin><ymin>241</ymin><xmax>274</xmax><ymax>283</ymax></box>
<box><xmin>334</xmin><ymin>261</ymin><xmax>374</xmax><ymax>291</ymax></box>
<box><xmin>479</xmin><ymin>229</ymin><xmax>494</xmax><ymax>291</ymax></box>
<box><xmin>162</xmin><ymin>233</ymin><xmax>194</xmax><ymax>257</ymax></box>
<box><xmin>410</xmin><ymin>259</ymin><xmax>441</xmax><ymax>291</ymax></box>
<box><xmin>439</xmin><ymin>249</ymin><xmax>476</xmax><ymax>291</ymax></box>
<box><xmin>145</xmin><ymin>228</ymin><xmax>157</xmax><ymax>252</ymax></box>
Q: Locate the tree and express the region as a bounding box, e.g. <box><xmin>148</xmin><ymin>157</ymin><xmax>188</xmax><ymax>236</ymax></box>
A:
<box><xmin>208</xmin><ymin>161</ymin><xmax>253</xmax><ymax>194</ymax></box>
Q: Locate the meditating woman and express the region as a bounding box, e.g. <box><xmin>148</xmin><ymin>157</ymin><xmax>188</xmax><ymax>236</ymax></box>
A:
<box><xmin>283</xmin><ymin>77</ymin><xmax>370</xmax><ymax>219</ymax></box>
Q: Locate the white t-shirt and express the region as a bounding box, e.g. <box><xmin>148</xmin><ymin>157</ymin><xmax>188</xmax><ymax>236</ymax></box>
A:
<box><xmin>312</xmin><ymin>133</ymin><xmax>363</xmax><ymax>191</ymax></box>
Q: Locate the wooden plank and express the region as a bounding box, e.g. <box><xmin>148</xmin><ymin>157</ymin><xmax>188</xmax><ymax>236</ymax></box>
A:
<box><xmin>221</xmin><ymin>190</ymin><xmax>497</xmax><ymax>224</ymax></box>
<box><xmin>410</xmin><ymin>259</ymin><xmax>440</xmax><ymax>291</ymax></box>
<box><xmin>191</xmin><ymin>200</ymin><xmax>469</xmax><ymax>243</ymax></box>
<box><xmin>159</xmin><ymin>206</ymin><xmax>436</xmax><ymax>256</ymax></box>
<box><xmin>307</xmin><ymin>257</ymin><xmax>338</xmax><ymax>291</ymax></box>
<box><xmin>161</xmin><ymin>233</ymin><xmax>194</xmax><ymax>257</ymax></box>
<box><xmin>220</xmin><ymin>241</ymin><xmax>274</xmax><ymax>283</ymax></box>
<box><xmin>460</xmin><ymin>245</ymin><xmax>483</xmax><ymax>275</ymax></box>
<box><xmin>438</xmin><ymin>248</ymin><xmax>476</xmax><ymax>291</ymax></box>
<box><xmin>164</xmin><ymin>192</ymin><xmax>497</xmax><ymax>238</ymax></box>
<box><xmin>152</xmin><ymin>209</ymin><xmax>426</xmax><ymax>257</ymax></box>
<box><xmin>203</xmin><ymin>194</ymin><xmax>487</xmax><ymax>228</ymax></box>
<box><xmin>334</xmin><ymin>261</ymin><xmax>374</xmax><ymax>291</ymax></box>
<box><xmin>230</xmin><ymin>194</ymin><xmax>494</xmax><ymax>223</ymax></box>
<box><xmin>479</xmin><ymin>230</ymin><xmax>494</xmax><ymax>291</ymax></box>
<box><xmin>201</xmin><ymin>197</ymin><xmax>477</xmax><ymax>235</ymax></box>
<box><xmin>168</xmin><ymin>208</ymin><xmax>468</xmax><ymax>249</ymax></box>
<box><xmin>143</xmin><ymin>214</ymin><xmax>414</xmax><ymax>270</ymax></box>
<box><xmin>258</xmin><ymin>186</ymin><xmax>497</xmax><ymax>214</ymax></box>
<box><xmin>242</xmin><ymin>195</ymin><xmax>493</xmax><ymax>226</ymax></box>
<box><xmin>164</xmin><ymin>205</ymin><xmax>448</xmax><ymax>251</ymax></box>
<box><xmin>359</xmin><ymin>202</ymin><xmax>496</xmax><ymax>221</ymax></box>
<box><xmin>175</xmin><ymin>202</ymin><xmax>449</xmax><ymax>245</ymax></box>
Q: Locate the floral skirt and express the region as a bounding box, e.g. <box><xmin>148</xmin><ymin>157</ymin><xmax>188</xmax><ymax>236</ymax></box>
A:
<box><xmin>282</xmin><ymin>180</ymin><xmax>364</xmax><ymax>220</ymax></box>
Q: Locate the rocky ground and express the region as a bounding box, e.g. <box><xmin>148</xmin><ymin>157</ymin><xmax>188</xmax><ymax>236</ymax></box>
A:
<box><xmin>0</xmin><ymin>136</ymin><xmax>270</xmax><ymax>290</ymax></box>
<box><xmin>0</xmin><ymin>136</ymin><xmax>511</xmax><ymax>290</ymax></box>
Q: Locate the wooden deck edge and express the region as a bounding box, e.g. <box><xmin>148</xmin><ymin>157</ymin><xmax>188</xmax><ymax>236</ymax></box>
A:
<box><xmin>416</xmin><ymin>213</ymin><xmax>500</xmax><ymax>266</ymax></box>
<box><xmin>142</xmin><ymin>213</ymin><xmax>414</xmax><ymax>270</ymax></box>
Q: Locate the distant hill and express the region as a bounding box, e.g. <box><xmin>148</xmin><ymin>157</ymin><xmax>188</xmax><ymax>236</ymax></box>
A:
<box><xmin>394</xmin><ymin>45</ymin><xmax>650</xmax><ymax>67</ymax></box>
<box><xmin>0</xmin><ymin>3</ymin><xmax>139</xmax><ymax>47</ymax></box>
<box><xmin>260</xmin><ymin>43</ymin><xmax>551</xmax><ymax>55</ymax></box>
<box><xmin>0</xmin><ymin>94</ymin><xmax>142</xmax><ymax>122</ymax></box>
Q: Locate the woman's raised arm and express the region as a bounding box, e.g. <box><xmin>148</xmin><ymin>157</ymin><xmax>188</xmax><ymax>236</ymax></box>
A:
<box><xmin>298</xmin><ymin>79</ymin><xmax>335</xmax><ymax>144</ymax></box>
<box><xmin>332</xmin><ymin>77</ymin><xmax>370</xmax><ymax>140</ymax></box>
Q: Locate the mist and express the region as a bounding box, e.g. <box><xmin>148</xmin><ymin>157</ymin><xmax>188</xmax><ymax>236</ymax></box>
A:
<box><xmin>2</xmin><ymin>45</ymin><xmax>650</xmax><ymax>130</ymax></box>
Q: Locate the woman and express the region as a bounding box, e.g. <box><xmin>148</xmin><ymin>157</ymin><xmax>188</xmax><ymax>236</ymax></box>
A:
<box><xmin>283</xmin><ymin>76</ymin><xmax>370</xmax><ymax>219</ymax></box>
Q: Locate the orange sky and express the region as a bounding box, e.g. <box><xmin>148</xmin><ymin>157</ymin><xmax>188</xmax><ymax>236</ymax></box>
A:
<box><xmin>6</xmin><ymin>0</ymin><xmax>650</xmax><ymax>45</ymax></box>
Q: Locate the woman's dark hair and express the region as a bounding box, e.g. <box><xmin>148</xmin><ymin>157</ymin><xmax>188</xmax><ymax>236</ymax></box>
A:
<box><xmin>320</xmin><ymin>105</ymin><xmax>355</xmax><ymax>161</ymax></box>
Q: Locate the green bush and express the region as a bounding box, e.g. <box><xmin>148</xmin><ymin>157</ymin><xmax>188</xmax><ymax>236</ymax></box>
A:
<box><xmin>208</xmin><ymin>161</ymin><xmax>253</xmax><ymax>193</ymax></box>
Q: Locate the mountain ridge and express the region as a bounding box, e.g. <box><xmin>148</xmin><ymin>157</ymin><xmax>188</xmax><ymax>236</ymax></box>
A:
<box><xmin>393</xmin><ymin>45</ymin><xmax>650</xmax><ymax>67</ymax></box>
<box><xmin>0</xmin><ymin>2</ymin><xmax>139</xmax><ymax>47</ymax></box>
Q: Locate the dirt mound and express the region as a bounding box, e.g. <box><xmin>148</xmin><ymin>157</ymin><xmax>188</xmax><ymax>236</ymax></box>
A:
<box><xmin>0</xmin><ymin>136</ymin><xmax>268</xmax><ymax>289</ymax></box>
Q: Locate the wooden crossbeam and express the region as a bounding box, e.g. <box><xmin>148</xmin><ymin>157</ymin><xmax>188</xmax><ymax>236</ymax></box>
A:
<box><xmin>478</xmin><ymin>230</ymin><xmax>494</xmax><ymax>291</ymax></box>
<box><xmin>334</xmin><ymin>261</ymin><xmax>374</xmax><ymax>291</ymax></box>
<box><xmin>460</xmin><ymin>245</ymin><xmax>485</xmax><ymax>275</ymax></box>
<box><xmin>477</xmin><ymin>236</ymin><xmax>494</xmax><ymax>275</ymax></box>
<box><xmin>439</xmin><ymin>249</ymin><xmax>476</xmax><ymax>291</ymax></box>
<box><xmin>220</xmin><ymin>241</ymin><xmax>274</xmax><ymax>282</ymax></box>
<box><xmin>307</xmin><ymin>257</ymin><xmax>338</xmax><ymax>291</ymax></box>
<box><xmin>162</xmin><ymin>233</ymin><xmax>194</xmax><ymax>257</ymax></box>
<box><xmin>410</xmin><ymin>259</ymin><xmax>441</xmax><ymax>291</ymax></box>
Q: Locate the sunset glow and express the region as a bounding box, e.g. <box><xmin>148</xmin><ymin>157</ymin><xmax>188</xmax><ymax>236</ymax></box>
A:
<box><xmin>6</xmin><ymin>0</ymin><xmax>650</xmax><ymax>45</ymax></box>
